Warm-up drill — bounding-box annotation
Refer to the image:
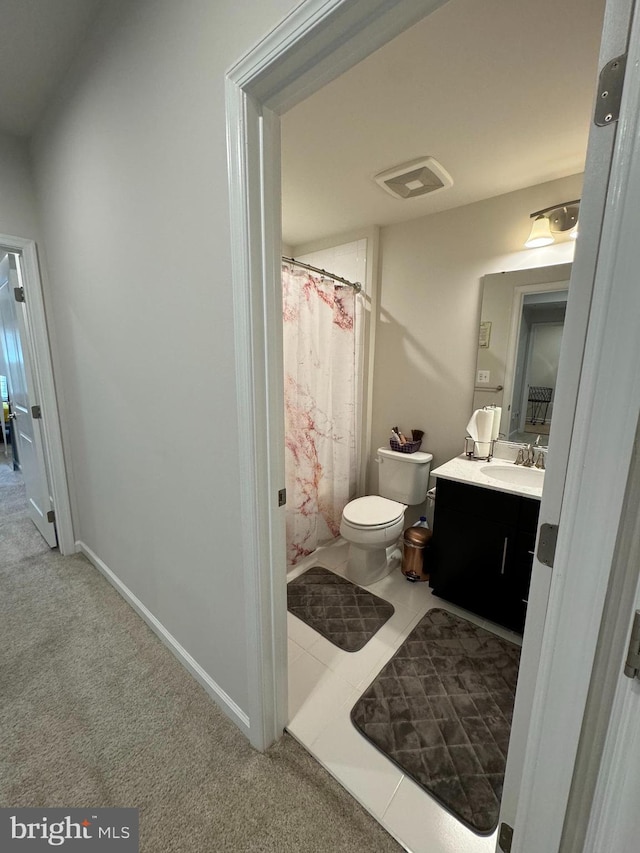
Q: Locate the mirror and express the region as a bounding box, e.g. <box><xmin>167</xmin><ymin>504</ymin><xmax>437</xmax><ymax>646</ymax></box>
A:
<box><xmin>473</xmin><ymin>263</ymin><xmax>572</xmax><ymax>447</ymax></box>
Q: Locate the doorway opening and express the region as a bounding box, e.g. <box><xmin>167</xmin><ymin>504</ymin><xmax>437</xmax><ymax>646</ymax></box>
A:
<box><xmin>226</xmin><ymin>0</ymin><xmax>637</xmax><ymax>848</ymax></box>
<box><xmin>0</xmin><ymin>237</ymin><xmax>73</xmax><ymax>556</ymax></box>
<box><xmin>0</xmin><ymin>251</ymin><xmax>57</xmax><ymax>547</ymax></box>
<box><xmin>277</xmin><ymin>0</ymin><xmax>601</xmax><ymax>848</ymax></box>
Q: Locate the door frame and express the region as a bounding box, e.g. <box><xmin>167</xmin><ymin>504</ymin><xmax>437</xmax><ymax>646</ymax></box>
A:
<box><xmin>580</xmin><ymin>434</ymin><xmax>640</xmax><ymax>853</ymax></box>
<box><xmin>225</xmin><ymin>1</ymin><xmax>640</xmax><ymax>851</ymax></box>
<box><xmin>0</xmin><ymin>234</ymin><xmax>74</xmax><ymax>554</ymax></box>
<box><xmin>226</xmin><ymin>0</ymin><xmax>451</xmax><ymax>754</ymax></box>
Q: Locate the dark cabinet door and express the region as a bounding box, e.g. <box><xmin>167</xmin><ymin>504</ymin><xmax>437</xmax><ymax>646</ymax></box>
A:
<box><xmin>504</xmin><ymin>529</ymin><xmax>536</xmax><ymax>631</ymax></box>
<box><xmin>430</xmin><ymin>478</ymin><xmax>539</xmax><ymax>633</ymax></box>
<box><xmin>431</xmin><ymin>508</ymin><xmax>514</xmax><ymax>625</ymax></box>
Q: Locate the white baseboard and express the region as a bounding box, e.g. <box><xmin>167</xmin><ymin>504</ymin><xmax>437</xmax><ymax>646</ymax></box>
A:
<box><xmin>75</xmin><ymin>540</ymin><xmax>251</xmax><ymax>738</ymax></box>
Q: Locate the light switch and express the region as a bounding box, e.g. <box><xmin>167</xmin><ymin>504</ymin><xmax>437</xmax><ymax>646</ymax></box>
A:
<box><xmin>477</xmin><ymin>370</ymin><xmax>490</xmax><ymax>384</ymax></box>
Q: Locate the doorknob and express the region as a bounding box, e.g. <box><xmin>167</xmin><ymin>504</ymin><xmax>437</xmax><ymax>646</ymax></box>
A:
<box><xmin>8</xmin><ymin>412</ymin><xmax>16</xmax><ymax>420</ymax></box>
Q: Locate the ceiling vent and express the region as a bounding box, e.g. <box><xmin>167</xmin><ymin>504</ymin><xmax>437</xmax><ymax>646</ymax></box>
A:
<box><xmin>374</xmin><ymin>157</ymin><xmax>453</xmax><ymax>200</ymax></box>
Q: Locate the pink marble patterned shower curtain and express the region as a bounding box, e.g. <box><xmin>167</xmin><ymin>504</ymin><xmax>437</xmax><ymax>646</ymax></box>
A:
<box><xmin>282</xmin><ymin>265</ymin><xmax>357</xmax><ymax>566</ymax></box>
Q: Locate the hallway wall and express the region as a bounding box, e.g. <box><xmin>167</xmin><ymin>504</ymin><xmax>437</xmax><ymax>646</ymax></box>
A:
<box><xmin>29</xmin><ymin>0</ymin><xmax>297</xmax><ymax>725</ymax></box>
<box><xmin>0</xmin><ymin>130</ymin><xmax>40</xmax><ymax>240</ymax></box>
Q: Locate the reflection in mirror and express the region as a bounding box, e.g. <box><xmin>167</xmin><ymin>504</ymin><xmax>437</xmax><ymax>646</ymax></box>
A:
<box><xmin>509</xmin><ymin>291</ymin><xmax>567</xmax><ymax>442</ymax></box>
<box><xmin>473</xmin><ymin>264</ymin><xmax>572</xmax><ymax>447</ymax></box>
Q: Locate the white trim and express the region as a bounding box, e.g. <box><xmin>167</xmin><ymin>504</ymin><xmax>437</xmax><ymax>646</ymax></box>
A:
<box><xmin>499</xmin><ymin>0</ymin><xmax>636</xmax><ymax>841</ymax></box>
<box><xmin>577</xmin><ymin>437</ymin><xmax>640</xmax><ymax>853</ymax></box>
<box><xmin>585</xmin><ymin>683</ymin><xmax>640</xmax><ymax>852</ymax></box>
<box><xmin>0</xmin><ymin>234</ymin><xmax>74</xmax><ymax>554</ymax></box>
<box><xmin>76</xmin><ymin>540</ymin><xmax>250</xmax><ymax>736</ymax></box>
<box><xmin>225</xmin><ymin>82</ymin><xmax>287</xmax><ymax>750</ymax></box>
<box><xmin>512</xmin><ymin>0</ymin><xmax>640</xmax><ymax>848</ymax></box>
<box><xmin>226</xmin><ymin>0</ymin><xmax>449</xmax><ymax>752</ymax></box>
<box><xmin>363</xmin><ymin>231</ymin><xmax>380</xmax><ymax>494</ymax></box>
<box><xmin>229</xmin><ymin>0</ymin><xmax>445</xmax><ymax>113</ymax></box>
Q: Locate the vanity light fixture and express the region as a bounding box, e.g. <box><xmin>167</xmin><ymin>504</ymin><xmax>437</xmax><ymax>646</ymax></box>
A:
<box><xmin>525</xmin><ymin>215</ymin><xmax>554</xmax><ymax>248</ymax></box>
<box><xmin>525</xmin><ymin>199</ymin><xmax>581</xmax><ymax>248</ymax></box>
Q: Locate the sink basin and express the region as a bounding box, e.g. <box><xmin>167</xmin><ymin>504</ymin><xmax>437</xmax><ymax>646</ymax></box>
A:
<box><xmin>480</xmin><ymin>464</ymin><xmax>545</xmax><ymax>488</ymax></box>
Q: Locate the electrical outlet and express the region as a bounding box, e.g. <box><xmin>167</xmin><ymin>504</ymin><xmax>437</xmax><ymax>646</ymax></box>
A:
<box><xmin>477</xmin><ymin>370</ymin><xmax>490</xmax><ymax>384</ymax></box>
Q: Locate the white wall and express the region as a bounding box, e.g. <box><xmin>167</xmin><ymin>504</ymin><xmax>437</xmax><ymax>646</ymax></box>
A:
<box><xmin>29</xmin><ymin>0</ymin><xmax>297</xmax><ymax>724</ymax></box>
<box><xmin>371</xmin><ymin>173</ymin><xmax>582</xmax><ymax>500</ymax></box>
<box><xmin>529</xmin><ymin>322</ymin><xmax>564</xmax><ymax>412</ymax></box>
<box><xmin>0</xmin><ymin>131</ymin><xmax>40</xmax><ymax>241</ymax></box>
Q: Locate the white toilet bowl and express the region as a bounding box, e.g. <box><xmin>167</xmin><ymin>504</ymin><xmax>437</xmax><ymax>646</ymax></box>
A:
<box><xmin>339</xmin><ymin>495</ymin><xmax>406</xmax><ymax>586</ymax></box>
<box><xmin>340</xmin><ymin>447</ymin><xmax>433</xmax><ymax>586</ymax></box>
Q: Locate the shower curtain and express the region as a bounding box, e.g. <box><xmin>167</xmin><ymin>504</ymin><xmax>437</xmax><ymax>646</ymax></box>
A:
<box><xmin>282</xmin><ymin>264</ymin><xmax>357</xmax><ymax>566</ymax></box>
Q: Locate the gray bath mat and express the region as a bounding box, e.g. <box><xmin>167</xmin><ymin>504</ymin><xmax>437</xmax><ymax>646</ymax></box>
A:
<box><xmin>351</xmin><ymin>608</ymin><xmax>520</xmax><ymax>834</ymax></box>
<box><xmin>287</xmin><ymin>567</ymin><xmax>395</xmax><ymax>652</ymax></box>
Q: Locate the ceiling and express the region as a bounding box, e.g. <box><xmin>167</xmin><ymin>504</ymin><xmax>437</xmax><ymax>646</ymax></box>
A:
<box><xmin>0</xmin><ymin>0</ymin><xmax>606</xmax><ymax>235</ymax></box>
<box><xmin>0</xmin><ymin>0</ymin><xmax>105</xmax><ymax>137</ymax></box>
<box><xmin>281</xmin><ymin>0</ymin><xmax>606</xmax><ymax>247</ymax></box>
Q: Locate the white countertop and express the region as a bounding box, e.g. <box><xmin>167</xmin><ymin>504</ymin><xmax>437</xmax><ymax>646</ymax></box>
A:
<box><xmin>430</xmin><ymin>454</ymin><xmax>543</xmax><ymax>500</ymax></box>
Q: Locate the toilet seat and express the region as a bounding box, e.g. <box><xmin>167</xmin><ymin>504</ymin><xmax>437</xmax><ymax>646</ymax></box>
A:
<box><xmin>342</xmin><ymin>495</ymin><xmax>405</xmax><ymax>529</ymax></box>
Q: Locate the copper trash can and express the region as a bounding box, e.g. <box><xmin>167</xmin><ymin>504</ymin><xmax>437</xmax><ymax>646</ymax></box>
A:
<box><xmin>402</xmin><ymin>526</ymin><xmax>432</xmax><ymax>582</ymax></box>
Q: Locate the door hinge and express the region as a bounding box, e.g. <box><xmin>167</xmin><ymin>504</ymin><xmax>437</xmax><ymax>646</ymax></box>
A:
<box><xmin>595</xmin><ymin>53</ymin><xmax>627</xmax><ymax>127</ymax></box>
<box><xmin>498</xmin><ymin>822</ymin><xmax>513</xmax><ymax>853</ymax></box>
<box><xmin>31</xmin><ymin>405</ymin><xmax>42</xmax><ymax>419</ymax></box>
<box><xmin>278</xmin><ymin>488</ymin><xmax>287</xmax><ymax>507</ymax></box>
<box><xmin>537</xmin><ymin>523</ymin><xmax>559</xmax><ymax>568</ymax></box>
<box><xmin>13</xmin><ymin>286</ymin><xmax>25</xmax><ymax>303</ymax></box>
<box><xmin>46</xmin><ymin>510</ymin><xmax>56</xmax><ymax>524</ymax></box>
<box><xmin>624</xmin><ymin>610</ymin><xmax>640</xmax><ymax>679</ymax></box>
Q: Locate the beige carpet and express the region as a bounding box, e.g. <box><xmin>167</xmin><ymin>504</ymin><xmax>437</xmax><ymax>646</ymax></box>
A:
<box><xmin>0</xmin><ymin>458</ymin><xmax>400</xmax><ymax>852</ymax></box>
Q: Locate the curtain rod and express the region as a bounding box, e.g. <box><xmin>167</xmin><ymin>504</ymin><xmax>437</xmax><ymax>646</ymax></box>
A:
<box><xmin>282</xmin><ymin>256</ymin><xmax>362</xmax><ymax>292</ymax></box>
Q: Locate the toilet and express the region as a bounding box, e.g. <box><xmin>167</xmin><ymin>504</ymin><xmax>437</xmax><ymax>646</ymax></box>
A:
<box><xmin>340</xmin><ymin>447</ymin><xmax>433</xmax><ymax>586</ymax></box>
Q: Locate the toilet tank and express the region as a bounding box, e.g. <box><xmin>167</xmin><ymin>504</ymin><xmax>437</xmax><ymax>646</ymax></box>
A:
<box><xmin>377</xmin><ymin>447</ymin><xmax>433</xmax><ymax>504</ymax></box>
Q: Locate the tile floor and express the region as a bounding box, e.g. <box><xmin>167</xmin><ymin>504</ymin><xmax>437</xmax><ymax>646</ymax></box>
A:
<box><xmin>286</xmin><ymin>538</ymin><xmax>522</xmax><ymax>853</ymax></box>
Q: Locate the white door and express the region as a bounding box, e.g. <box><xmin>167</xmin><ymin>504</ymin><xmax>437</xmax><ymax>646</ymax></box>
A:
<box><xmin>0</xmin><ymin>253</ymin><xmax>57</xmax><ymax>546</ymax></box>
<box><xmin>584</xmin><ymin>570</ymin><xmax>640</xmax><ymax>853</ymax></box>
<box><xmin>500</xmin><ymin>0</ymin><xmax>640</xmax><ymax>846</ymax></box>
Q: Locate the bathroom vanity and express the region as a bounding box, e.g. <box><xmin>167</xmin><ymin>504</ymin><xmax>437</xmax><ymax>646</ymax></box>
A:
<box><xmin>429</xmin><ymin>456</ymin><xmax>542</xmax><ymax>633</ymax></box>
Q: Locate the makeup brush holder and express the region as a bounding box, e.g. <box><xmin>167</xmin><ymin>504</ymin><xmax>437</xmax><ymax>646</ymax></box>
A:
<box><xmin>464</xmin><ymin>436</ymin><xmax>495</xmax><ymax>461</ymax></box>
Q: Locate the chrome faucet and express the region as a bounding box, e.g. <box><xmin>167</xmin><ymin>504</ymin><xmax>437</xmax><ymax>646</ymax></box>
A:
<box><xmin>515</xmin><ymin>444</ymin><xmax>536</xmax><ymax>467</ymax></box>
